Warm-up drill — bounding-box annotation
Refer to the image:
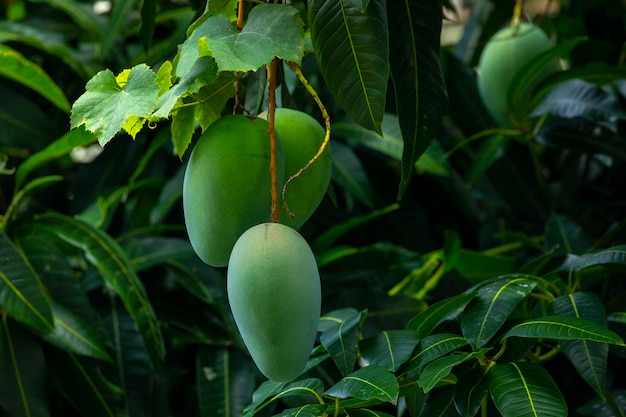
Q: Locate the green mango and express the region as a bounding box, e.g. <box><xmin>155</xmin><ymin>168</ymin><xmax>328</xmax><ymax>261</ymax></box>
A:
<box><xmin>477</xmin><ymin>22</ymin><xmax>556</xmax><ymax>128</ymax></box>
<box><xmin>227</xmin><ymin>222</ymin><xmax>321</xmax><ymax>382</ymax></box>
<box><xmin>183</xmin><ymin>115</ymin><xmax>284</xmax><ymax>267</ymax></box>
<box><xmin>259</xmin><ymin>108</ymin><xmax>332</xmax><ymax>229</ymax></box>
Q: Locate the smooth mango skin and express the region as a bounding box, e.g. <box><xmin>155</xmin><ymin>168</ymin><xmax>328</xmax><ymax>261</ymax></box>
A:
<box><xmin>259</xmin><ymin>108</ymin><xmax>332</xmax><ymax>229</ymax></box>
<box><xmin>477</xmin><ymin>23</ymin><xmax>555</xmax><ymax>127</ymax></box>
<box><xmin>183</xmin><ymin>115</ymin><xmax>284</xmax><ymax>267</ymax></box>
<box><xmin>227</xmin><ymin>222</ymin><xmax>321</xmax><ymax>382</ymax></box>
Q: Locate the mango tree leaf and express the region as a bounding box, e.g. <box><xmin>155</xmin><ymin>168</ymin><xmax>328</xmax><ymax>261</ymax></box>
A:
<box><xmin>121</xmin><ymin>236</ymin><xmax>195</xmax><ymax>270</ymax></box>
<box><xmin>417</xmin><ymin>350</ymin><xmax>487</xmax><ymax>393</ymax></box>
<box><xmin>139</xmin><ymin>0</ymin><xmax>156</xmax><ymax>52</ymax></box>
<box><xmin>461</xmin><ymin>275</ymin><xmax>537</xmax><ymax>350</ymax></box>
<box><xmin>241</xmin><ymin>380</ymin><xmax>286</xmax><ymax>417</ymax></box>
<box><xmin>0</xmin><ymin>231</ymin><xmax>53</xmax><ymax>332</ymax></box>
<box><xmin>274</xmin><ymin>404</ymin><xmax>327</xmax><ymax>417</ymax></box>
<box><xmin>555</xmin><ymin>245</ymin><xmax>626</xmax><ymax>272</ymax></box>
<box><xmin>387</xmin><ymin>0</ymin><xmax>447</xmax><ymax>199</ymax></box>
<box><xmin>100</xmin><ymin>0</ymin><xmax>136</xmax><ymax>59</ymax></box>
<box><xmin>544</xmin><ymin>214</ymin><xmax>591</xmax><ymax>255</ymax></box>
<box><xmin>346</xmin><ymin>410</ymin><xmax>394</xmax><ymax>417</ymax></box>
<box><xmin>405</xmin><ymin>293</ymin><xmax>474</xmax><ymax>337</ymax></box>
<box><xmin>70</xmin><ymin>64</ymin><xmax>160</xmax><ymax>147</ymax></box>
<box><xmin>0</xmin><ymin>318</ymin><xmax>49</xmax><ymax>417</ymax></box>
<box><xmin>360</xmin><ymin>330</ymin><xmax>420</xmax><ymax>372</ymax></box>
<box><xmin>325</xmin><ymin>365</ymin><xmax>399</xmax><ymax>405</ymax></box>
<box><xmin>319</xmin><ymin>308</ymin><xmax>366</xmax><ymax>376</ymax></box>
<box><xmin>0</xmin><ymin>43</ymin><xmax>71</xmax><ymax>112</ymax></box>
<box><xmin>35</xmin><ymin>213</ymin><xmax>165</xmax><ymax>370</ymax></box>
<box><xmin>197</xmin><ymin>347</ymin><xmax>257</xmax><ymax>417</ymax></box>
<box><xmin>577</xmin><ymin>389</ymin><xmax>626</xmax><ymax>417</ymax></box>
<box><xmin>454</xmin><ymin>365</ymin><xmax>490</xmax><ymax>417</ymax></box>
<box><xmin>193</xmin><ymin>4</ymin><xmax>304</xmax><ymax>72</ymax></box>
<box><xmin>309</xmin><ymin>0</ymin><xmax>388</xmax><ymax>133</ymax></box>
<box><xmin>30</xmin><ymin>0</ymin><xmax>104</xmax><ymax>40</ymax></box>
<box><xmin>15</xmin><ymin>126</ymin><xmax>96</xmax><ymax>190</ymax></box>
<box><xmin>551</xmin><ymin>292</ymin><xmax>609</xmax><ymax>398</ymax></box>
<box><xmin>420</xmin><ymin>385</ymin><xmax>460</xmax><ymax>416</ymax></box>
<box><xmin>46</xmin><ymin>348</ymin><xmax>121</xmax><ymax>417</ymax></box>
<box><xmin>401</xmin><ymin>333</ymin><xmax>468</xmax><ymax>376</ymax></box>
<box><xmin>248</xmin><ymin>378</ymin><xmax>326</xmax><ymax>416</ymax></box>
<box><xmin>489</xmin><ymin>362</ymin><xmax>567</xmax><ymax>417</ymax></box>
<box><xmin>330</xmin><ymin>141</ymin><xmax>375</xmax><ymax>210</ymax></box>
<box><xmin>502</xmin><ymin>315</ymin><xmax>625</xmax><ymax>346</ymax></box>
<box><xmin>454</xmin><ymin>249</ymin><xmax>518</xmax><ymax>282</ymax></box>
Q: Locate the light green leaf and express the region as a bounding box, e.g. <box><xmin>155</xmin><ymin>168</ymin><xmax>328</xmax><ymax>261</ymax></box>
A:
<box><xmin>15</xmin><ymin>126</ymin><xmax>96</xmax><ymax>190</ymax></box>
<box><xmin>197</xmin><ymin>347</ymin><xmax>257</xmax><ymax>417</ymax></box>
<box><xmin>418</xmin><ymin>350</ymin><xmax>487</xmax><ymax>393</ymax></box>
<box><xmin>171</xmin><ymin>104</ymin><xmax>197</xmax><ymax>159</ymax></box>
<box><xmin>405</xmin><ymin>293</ymin><xmax>474</xmax><ymax>337</ymax></box>
<box><xmin>193</xmin><ymin>4</ymin><xmax>304</xmax><ymax>72</ymax></box>
<box><xmin>388</xmin><ymin>0</ymin><xmax>447</xmax><ymax>199</ymax></box>
<box><xmin>319</xmin><ymin>308</ymin><xmax>366</xmax><ymax>376</ymax></box>
<box><xmin>325</xmin><ymin>365</ymin><xmax>399</xmax><ymax>404</ymax></box>
<box><xmin>70</xmin><ymin>64</ymin><xmax>160</xmax><ymax>147</ymax></box>
<box><xmin>360</xmin><ymin>330</ymin><xmax>421</xmax><ymax>372</ymax></box>
<box><xmin>489</xmin><ymin>362</ymin><xmax>567</xmax><ymax>417</ymax></box>
<box><xmin>551</xmin><ymin>292</ymin><xmax>608</xmax><ymax>398</ymax></box>
<box><xmin>462</xmin><ymin>276</ymin><xmax>537</xmax><ymax>350</ymax></box>
<box><xmin>0</xmin><ymin>318</ymin><xmax>50</xmax><ymax>417</ymax></box>
<box><xmin>0</xmin><ymin>231</ymin><xmax>53</xmax><ymax>332</ymax></box>
<box><xmin>401</xmin><ymin>333</ymin><xmax>468</xmax><ymax>375</ymax></box>
<box><xmin>0</xmin><ymin>44</ymin><xmax>71</xmax><ymax>112</ymax></box>
<box><xmin>502</xmin><ymin>315</ymin><xmax>625</xmax><ymax>346</ymax></box>
<box><xmin>35</xmin><ymin>213</ymin><xmax>165</xmax><ymax>370</ymax></box>
<box><xmin>309</xmin><ymin>0</ymin><xmax>388</xmax><ymax>133</ymax></box>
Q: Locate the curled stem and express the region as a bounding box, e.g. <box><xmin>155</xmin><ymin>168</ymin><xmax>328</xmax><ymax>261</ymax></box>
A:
<box><xmin>283</xmin><ymin>62</ymin><xmax>331</xmax><ymax>218</ymax></box>
<box><xmin>267</xmin><ymin>58</ymin><xmax>280</xmax><ymax>222</ymax></box>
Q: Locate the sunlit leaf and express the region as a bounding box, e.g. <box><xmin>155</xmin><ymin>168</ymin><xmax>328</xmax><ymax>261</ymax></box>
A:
<box><xmin>325</xmin><ymin>365</ymin><xmax>399</xmax><ymax>404</ymax></box>
<box><xmin>502</xmin><ymin>315</ymin><xmax>625</xmax><ymax>345</ymax></box>
<box><xmin>309</xmin><ymin>0</ymin><xmax>388</xmax><ymax>133</ymax></box>
<box><xmin>70</xmin><ymin>64</ymin><xmax>160</xmax><ymax>146</ymax></box>
<box><xmin>461</xmin><ymin>275</ymin><xmax>537</xmax><ymax>350</ymax></box>
<box><xmin>193</xmin><ymin>4</ymin><xmax>304</xmax><ymax>72</ymax></box>
<box><xmin>360</xmin><ymin>330</ymin><xmax>420</xmax><ymax>372</ymax></box>
<box><xmin>489</xmin><ymin>362</ymin><xmax>567</xmax><ymax>417</ymax></box>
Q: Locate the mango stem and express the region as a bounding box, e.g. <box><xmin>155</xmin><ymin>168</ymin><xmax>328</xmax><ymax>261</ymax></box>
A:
<box><xmin>267</xmin><ymin>58</ymin><xmax>280</xmax><ymax>222</ymax></box>
<box><xmin>511</xmin><ymin>0</ymin><xmax>523</xmax><ymax>26</ymax></box>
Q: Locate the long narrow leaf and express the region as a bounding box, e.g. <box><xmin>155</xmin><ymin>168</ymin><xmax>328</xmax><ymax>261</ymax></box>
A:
<box><xmin>405</xmin><ymin>293</ymin><xmax>474</xmax><ymax>337</ymax></box>
<box><xmin>0</xmin><ymin>230</ymin><xmax>53</xmax><ymax>332</ymax></box>
<box><xmin>325</xmin><ymin>365</ymin><xmax>399</xmax><ymax>405</ymax></box>
<box><xmin>387</xmin><ymin>0</ymin><xmax>447</xmax><ymax>199</ymax></box>
<box><xmin>35</xmin><ymin>213</ymin><xmax>165</xmax><ymax>370</ymax></box>
<box><xmin>489</xmin><ymin>362</ymin><xmax>567</xmax><ymax>417</ymax></box>
<box><xmin>319</xmin><ymin>308</ymin><xmax>365</xmax><ymax>376</ymax></box>
<box><xmin>309</xmin><ymin>0</ymin><xmax>388</xmax><ymax>133</ymax></box>
<box><xmin>401</xmin><ymin>333</ymin><xmax>468</xmax><ymax>376</ymax></box>
<box><xmin>0</xmin><ymin>317</ymin><xmax>50</xmax><ymax>417</ymax></box>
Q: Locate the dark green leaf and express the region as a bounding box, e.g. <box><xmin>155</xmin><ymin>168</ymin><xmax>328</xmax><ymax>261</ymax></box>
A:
<box><xmin>325</xmin><ymin>365</ymin><xmax>399</xmax><ymax>404</ymax></box>
<box><xmin>401</xmin><ymin>333</ymin><xmax>469</xmax><ymax>376</ymax></box>
<box><xmin>0</xmin><ymin>43</ymin><xmax>71</xmax><ymax>112</ymax></box>
<box><xmin>101</xmin><ymin>0</ymin><xmax>136</xmax><ymax>59</ymax></box>
<box><xmin>319</xmin><ymin>308</ymin><xmax>365</xmax><ymax>376</ymax></box>
<box><xmin>0</xmin><ymin>318</ymin><xmax>49</xmax><ymax>417</ymax></box>
<box><xmin>274</xmin><ymin>404</ymin><xmax>327</xmax><ymax>417</ymax></box>
<box><xmin>193</xmin><ymin>4</ymin><xmax>304</xmax><ymax>72</ymax></box>
<box><xmin>461</xmin><ymin>276</ymin><xmax>537</xmax><ymax>350</ymax></box>
<box><xmin>36</xmin><ymin>213</ymin><xmax>165</xmax><ymax>370</ymax></box>
<box><xmin>417</xmin><ymin>350</ymin><xmax>487</xmax><ymax>393</ymax></box>
<box><xmin>387</xmin><ymin>0</ymin><xmax>447</xmax><ymax>199</ymax></box>
<box><xmin>122</xmin><ymin>236</ymin><xmax>195</xmax><ymax>270</ymax></box>
<box><xmin>555</xmin><ymin>245</ymin><xmax>626</xmax><ymax>272</ymax></box>
<box><xmin>139</xmin><ymin>0</ymin><xmax>156</xmax><ymax>52</ymax></box>
<box><xmin>46</xmin><ymin>348</ymin><xmax>121</xmax><ymax>417</ymax></box>
<box><xmin>405</xmin><ymin>293</ymin><xmax>474</xmax><ymax>337</ymax></box>
<box><xmin>502</xmin><ymin>315</ymin><xmax>625</xmax><ymax>345</ymax></box>
<box><xmin>454</xmin><ymin>365</ymin><xmax>490</xmax><ymax>417</ymax></box>
<box><xmin>15</xmin><ymin>126</ymin><xmax>96</xmax><ymax>190</ymax></box>
<box><xmin>536</xmin><ymin>117</ymin><xmax>626</xmax><ymax>162</ymax></box>
<box><xmin>309</xmin><ymin>0</ymin><xmax>388</xmax><ymax>133</ymax></box>
<box><xmin>420</xmin><ymin>385</ymin><xmax>461</xmax><ymax>416</ymax></box>
<box><xmin>241</xmin><ymin>380</ymin><xmax>285</xmax><ymax>417</ymax></box>
<box><xmin>360</xmin><ymin>330</ymin><xmax>420</xmax><ymax>372</ymax></box>
<box><xmin>551</xmin><ymin>292</ymin><xmax>608</xmax><ymax>398</ymax></box>
<box><xmin>330</xmin><ymin>141</ymin><xmax>375</xmax><ymax>210</ymax></box>
<box><xmin>532</xmin><ymin>79</ymin><xmax>626</xmax><ymax>122</ymax></box>
<box><xmin>577</xmin><ymin>389</ymin><xmax>626</xmax><ymax>417</ymax></box>
<box><xmin>346</xmin><ymin>409</ymin><xmax>394</xmax><ymax>417</ymax></box>
<box><xmin>197</xmin><ymin>347</ymin><xmax>257</xmax><ymax>417</ymax></box>
<box><xmin>489</xmin><ymin>362</ymin><xmax>567</xmax><ymax>417</ymax></box>
<box><xmin>0</xmin><ymin>230</ymin><xmax>53</xmax><ymax>332</ymax></box>
<box><xmin>454</xmin><ymin>249</ymin><xmax>519</xmax><ymax>282</ymax></box>
<box><xmin>545</xmin><ymin>214</ymin><xmax>591</xmax><ymax>255</ymax></box>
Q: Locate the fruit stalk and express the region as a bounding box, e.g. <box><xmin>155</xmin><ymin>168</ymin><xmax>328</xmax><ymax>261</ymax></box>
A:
<box><xmin>267</xmin><ymin>57</ymin><xmax>280</xmax><ymax>222</ymax></box>
<box><xmin>233</xmin><ymin>0</ymin><xmax>245</xmax><ymax>113</ymax></box>
<box><xmin>511</xmin><ymin>0</ymin><xmax>523</xmax><ymax>26</ymax></box>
